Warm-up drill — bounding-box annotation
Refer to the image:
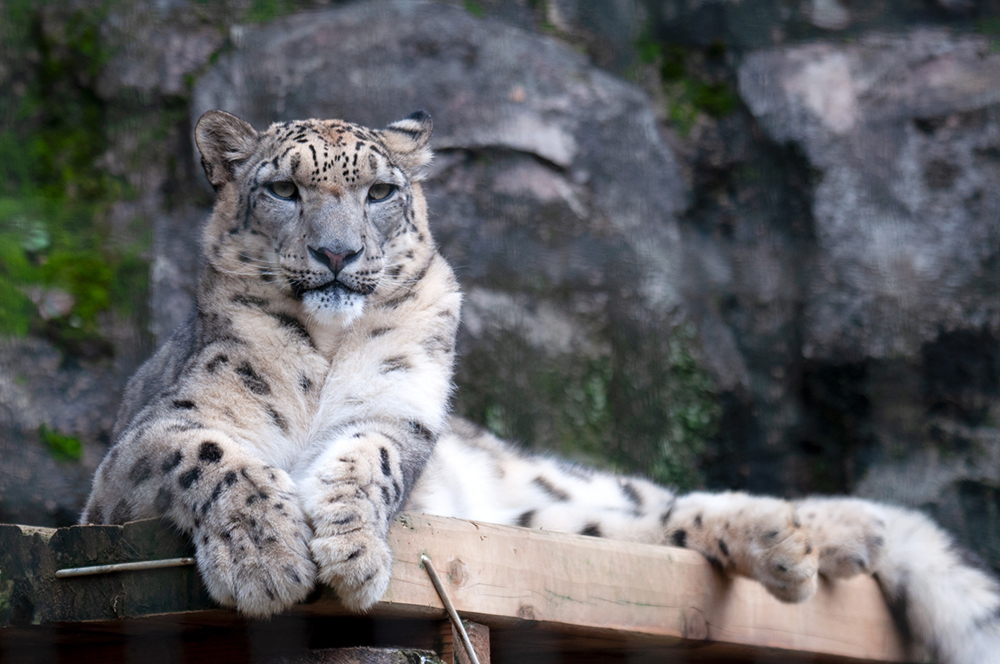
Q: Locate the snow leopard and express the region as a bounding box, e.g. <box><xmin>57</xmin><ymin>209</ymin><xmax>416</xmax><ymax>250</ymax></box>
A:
<box><xmin>82</xmin><ymin>110</ymin><xmax>1000</xmax><ymax>664</ymax></box>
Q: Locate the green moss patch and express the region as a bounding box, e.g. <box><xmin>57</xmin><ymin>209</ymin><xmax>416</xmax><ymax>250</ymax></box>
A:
<box><xmin>634</xmin><ymin>37</ymin><xmax>738</xmax><ymax>135</ymax></box>
<box><xmin>38</xmin><ymin>424</ymin><xmax>84</xmax><ymax>462</ymax></box>
<box><xmin>0</xmin><ymin>1</ymin><xmax>149</xmax><ymax>355</ymax></box>
<box><xmin>455</xmin><ymin>315</ymin><xmax>720</xmax><ymax>491</ymax></box>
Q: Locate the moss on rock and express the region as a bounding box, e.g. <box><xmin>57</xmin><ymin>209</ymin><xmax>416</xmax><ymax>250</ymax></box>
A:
<box><xmin>0</xmin><ymin>1</ymin><xmax>147</xmax><ymax>355</ymax></box>
<box><xmin>454</xmin><ymin>314</ymin><xmax>720</xmax><ymax>491</ymax></box>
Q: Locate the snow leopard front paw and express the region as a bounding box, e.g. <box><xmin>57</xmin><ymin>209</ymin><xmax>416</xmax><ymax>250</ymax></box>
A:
<box><xmin>303</xmin><ymin>474</ymin><xmax>394</xmax><ymax>610</ymax></box>
<box><xmin>195</xmin><ymin>465</ymin><xmax>316</xmax><ymax>618</ymax></box>
<box><xmin>299</xmin><ymin>438</ymin><xmax>403</xmax><ymax>611</ymax></box>
<box><xmin>796</xmin><ymin>497</ymin><xmax>886</xmax><ymax>579</ymax></box>
<box><xmin>310</xmin><ymin>524</ymin><xmax>393</xmax><ymax>612</ymax></box>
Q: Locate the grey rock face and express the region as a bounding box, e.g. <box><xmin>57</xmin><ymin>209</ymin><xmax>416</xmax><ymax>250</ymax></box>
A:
<box><xmin>641</xmin><ymin>0</ymin><xmax>993</xmax><ymax>51</ymax></box>
<box><xmin>740</xmin><ymin>31</ymin><xmax>1000</xmax><ymax>362</ymax></box>
<box><xmin>151</xmin><ymin>205</ymin><xmax>205</xmax><ymax>342</ymax></box>
<box><xmin>98</xmin><ymin>7</ymin><xmax>223</xmax><ymax>98</ymax></box>
<box><xmin>0</xmin><ymin>338</ymin><xmax>136</xmax><ymax>525</ymax></box>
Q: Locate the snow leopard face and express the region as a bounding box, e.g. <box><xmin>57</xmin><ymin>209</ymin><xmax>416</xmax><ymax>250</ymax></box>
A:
<box><xmin>196</xmin><ymin>110</ymin><xmax>434</xmax><ymax>322</ymax></box>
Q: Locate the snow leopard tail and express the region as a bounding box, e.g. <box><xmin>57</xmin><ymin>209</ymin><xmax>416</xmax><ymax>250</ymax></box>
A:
<box><xmin>871</xmin><ymin>504</ymin><xmax>1000</xmax><ymax>664</ymax></box>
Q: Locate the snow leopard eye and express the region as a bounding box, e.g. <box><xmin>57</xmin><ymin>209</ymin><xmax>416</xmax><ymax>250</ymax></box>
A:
<box><xmin>268</xmin><ymin>181</ymin><xmax>298</xmax><ymax>200</ymax></box>
<box><xmin>367</xmin><ymin>183</ymin><xmax>397</xmax><ymax>202</ymax></box>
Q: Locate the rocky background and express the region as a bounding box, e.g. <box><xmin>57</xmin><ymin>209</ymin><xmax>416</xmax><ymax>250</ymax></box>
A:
<box><xmin>2</xmin><ymin>0</ymin><xmax>1000</xmax><ymax>571</ymax></box>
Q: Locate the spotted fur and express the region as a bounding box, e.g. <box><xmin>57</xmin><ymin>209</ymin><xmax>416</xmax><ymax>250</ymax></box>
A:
<box><xmin>84</xmin><ymin>112</ymin><xmax>1000</xmax><ymax>663</ymax></box>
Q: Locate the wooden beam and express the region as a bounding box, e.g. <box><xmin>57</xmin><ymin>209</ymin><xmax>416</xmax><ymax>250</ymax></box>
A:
<box><xmin>331</xmin><ymin>514</ymin><xmax>908</xmax><ymax>663</ymax></box>
<box><xmin>0</xmin><ymin>514</ymin><xmax>907</xmax><ymax>663</ymax></box>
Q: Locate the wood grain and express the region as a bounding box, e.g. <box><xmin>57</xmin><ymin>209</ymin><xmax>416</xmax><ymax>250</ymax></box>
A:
<box><xmin>371</xmin><ymin>514</ymin><xmax>907</xmax><ymax>662</ymax></box>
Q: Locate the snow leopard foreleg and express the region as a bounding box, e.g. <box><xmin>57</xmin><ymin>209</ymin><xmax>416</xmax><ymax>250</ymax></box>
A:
<box><xmin>298</xmin><ymin>418</ymin><xmax>436</xmax><ymax>610</ymax></box>
<box><xmin>83</xmin><ymin>419</ymin><xmax>316</xmax><ymax>617</ymax></box>
<box><xmin>295</xmin><ymin>257</ymin><xmax>460</xmax><ymax>610</ymax></box>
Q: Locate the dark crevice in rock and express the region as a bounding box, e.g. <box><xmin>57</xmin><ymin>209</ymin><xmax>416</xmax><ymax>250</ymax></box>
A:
<box><xmin>923</xmin><ymin>327</ymin><xmax>1000</xmax><ymax>427</ymax></box>
<box><xmin>797</xmin><ymin>361</ymin><xmax>874</xmax><ymax>495</ymax></box>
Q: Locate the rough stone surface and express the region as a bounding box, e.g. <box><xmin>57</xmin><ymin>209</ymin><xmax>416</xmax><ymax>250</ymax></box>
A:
<box><xmin>641</xmin><ymin>0</ymin><xmax>998</xmax><ymax>50</ymax></box>
<box><xmin>97</xmin><ymin>8</ymin><xmax>223</xmax><ymax>98</ymax></box>
<box><xmin>740</xmin><ymin>31</ymin><xmax>1000</xmax><ymax>362</ymax></box>
<box><xmin>0</xmin><ymin>338</ymin><xmax>138</xmax><ymax>526</ymax></box>
<box><xmin>150</xmin><ymin>205</ymin><xmax>205</xmax><ymax>341</ymax></box>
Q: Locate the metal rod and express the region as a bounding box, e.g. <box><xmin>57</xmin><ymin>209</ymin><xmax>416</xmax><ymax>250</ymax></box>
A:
<box><xmin>421</xmin><ymin>553</ymin><xmax>482</xmax><ymax>664</ymax></box>
<box><xmin>55</xmin><ymin>557</ymin><xmax>196</xmax><ymax>579</ymax></box>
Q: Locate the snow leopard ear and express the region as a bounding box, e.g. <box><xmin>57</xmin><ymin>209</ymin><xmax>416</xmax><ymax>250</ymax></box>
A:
<box><xmin>195</xmin><ymin>110</ymin><xmax>259</xmax><ymax>189</ymax></box>
<box><xmin>382</xmin><ymin>110</ymin><xmax>433</xmax><ymax>180</ymax></box>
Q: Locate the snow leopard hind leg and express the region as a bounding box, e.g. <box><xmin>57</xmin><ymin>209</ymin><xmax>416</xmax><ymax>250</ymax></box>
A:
<box><xmin>409</xmin><ymin>419</ymin><xmax>1000</xmax><ymax>664</ymax></box>
<box><xmin>411</xmin><ymin>423</ymin><xmax>819</xmax><ymax>602</ymax></box>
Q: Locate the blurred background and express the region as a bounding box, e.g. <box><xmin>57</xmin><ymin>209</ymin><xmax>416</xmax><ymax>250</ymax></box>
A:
<box><xmin>1</xmin><ymin>0</ymin><xmax>999</xmax><ymax>575</ymax></box>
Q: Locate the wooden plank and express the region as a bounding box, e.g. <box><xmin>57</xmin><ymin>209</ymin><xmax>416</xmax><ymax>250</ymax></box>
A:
<box><xmin>0</xmin><ymin>514</ymin><xmax>907</xmax><ymax>663</ymax></box>
<box><xmin>356</xmin><ymin>514</ymin><xmax>907</xmax><ymax>663</ymax></box>
<box><xmin>0</xmin><ymin>520</ymin><xmax>212</xmax><ymax>626</ymax></box>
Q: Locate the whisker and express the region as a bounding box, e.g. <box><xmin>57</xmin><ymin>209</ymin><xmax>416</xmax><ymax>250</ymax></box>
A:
<box><xmin>235</xmin><ymin>253</ymin><xmax>283</xmax><ymax>268</ymax></box>
<box><xmin>211</xmin><ymin>265</ymin><xmax>284</xmax><ymax>279</ymax></box>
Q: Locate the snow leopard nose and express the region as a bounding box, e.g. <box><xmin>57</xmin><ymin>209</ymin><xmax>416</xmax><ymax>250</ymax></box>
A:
<box><xmin>309</xmin><ymin>245</ymin><xmax>362</xmax><ymax>275</ymax></box>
